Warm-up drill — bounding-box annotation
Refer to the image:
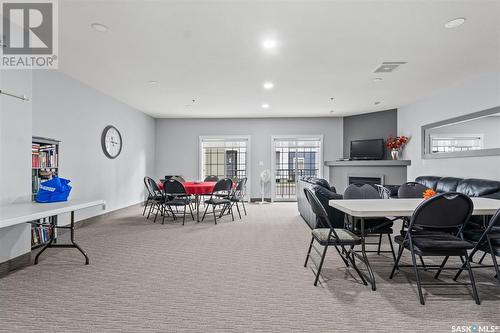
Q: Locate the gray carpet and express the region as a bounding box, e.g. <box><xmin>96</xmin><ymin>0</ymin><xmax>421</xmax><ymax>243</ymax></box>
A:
<box><xmin>0</xmin><ymin>203</ymin><xmax>499</xmax><ymax>332</ymax></box>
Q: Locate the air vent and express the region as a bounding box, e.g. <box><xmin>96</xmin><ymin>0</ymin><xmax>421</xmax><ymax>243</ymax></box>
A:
<box><xmin>373</xmin><ymin>62</ymin><xmax>407</xmax><ymax>73</ymax></box>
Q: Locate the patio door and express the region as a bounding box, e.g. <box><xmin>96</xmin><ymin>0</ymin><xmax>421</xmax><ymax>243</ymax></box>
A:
<box><xmin>271</xmin><ymin>136</ymin><xmax>323</xmax><ymax>201</ymax></box>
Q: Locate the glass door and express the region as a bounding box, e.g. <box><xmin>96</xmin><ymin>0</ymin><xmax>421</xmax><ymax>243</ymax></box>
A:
<box><xmin>272</xmin><ymin>136</ymin><xmax>322</xmax><ymax>201</ymax></box>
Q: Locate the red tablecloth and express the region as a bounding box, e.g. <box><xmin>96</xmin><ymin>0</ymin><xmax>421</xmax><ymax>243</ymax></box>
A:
<box><xmin>158</xmin><ymin>181</ymin><xmax>216</xmax><ymax>195</ymax></box>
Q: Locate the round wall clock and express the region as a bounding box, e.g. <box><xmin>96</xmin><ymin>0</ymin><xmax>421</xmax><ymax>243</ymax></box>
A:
<box><xmin>101</xmin><ymin>125</ymin><xmax>122</xmax><ymax>159</ymax></box>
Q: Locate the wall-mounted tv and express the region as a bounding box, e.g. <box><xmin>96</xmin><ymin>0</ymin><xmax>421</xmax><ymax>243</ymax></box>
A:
<box><xmin>350</xmin><ymin>139</ymin><xmax>385</xmax><ymax>160</ymax></box>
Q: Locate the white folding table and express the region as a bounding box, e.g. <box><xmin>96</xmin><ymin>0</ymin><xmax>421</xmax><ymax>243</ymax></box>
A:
<box><xmin>329</xmin><ymin>197</ymin><xmax>500</xmax><ymax>290</ymax></box>
<box><xmin>0</xmin><ymin>199</ymin><xmax>106</xmax><ymax>265</ymax></box>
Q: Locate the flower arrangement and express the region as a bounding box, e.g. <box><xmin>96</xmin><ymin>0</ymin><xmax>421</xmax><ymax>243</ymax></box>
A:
<box><xmin>386</xmin><ymin>135</ymin><xmax>409</xmax><ymax>150</ymax></box>
<box><xmin>423</xmin><ymin>188</ymin><xmax>437</xmax><ymax>200</ymax></box>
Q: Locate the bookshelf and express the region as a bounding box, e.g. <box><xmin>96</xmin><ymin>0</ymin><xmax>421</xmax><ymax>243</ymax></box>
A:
<box><xmin>31</xmin><ymin>136</ymin><xmax>60</xmax><ymax>249</ymax></box>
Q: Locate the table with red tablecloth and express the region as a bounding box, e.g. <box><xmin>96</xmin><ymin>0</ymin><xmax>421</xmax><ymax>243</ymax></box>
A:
<box><xmin>158</xmin><ymin>181</ymin><xmax>216</xmax><ymax>221</ymax></box>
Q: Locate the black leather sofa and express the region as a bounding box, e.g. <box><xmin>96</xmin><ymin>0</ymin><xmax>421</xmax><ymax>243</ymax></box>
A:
<box><xmin>415</xmin><ymin>176</ymin><xmax>500</xmax><ymax>200</ymax></box>
<box><xmin>297</xmin><ymin>177</ymin><xmax>344</xmax><ymax>229</ymax></box>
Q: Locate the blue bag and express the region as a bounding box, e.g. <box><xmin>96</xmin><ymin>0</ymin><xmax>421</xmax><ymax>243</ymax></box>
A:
<box><xmin>35</xmin><ymin>177</ymin><xmax>72</xmax><ymax>203</ymax></box>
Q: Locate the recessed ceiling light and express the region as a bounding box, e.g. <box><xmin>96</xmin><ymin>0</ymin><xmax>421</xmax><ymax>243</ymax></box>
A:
<box><xmin>148</xmin><ymin>80</ymin><xmax>158</xmax><ymax>85</ymax></box>
<box><xmin>263</xmin><ymin>82</ymin><xmax>274</xmax><ymax>90</ymax></box>
<box><xmin>261</xmin><ymin>103</ymin><xmax>270</xmax><ymax>109</ymax></box>
<box><xmin>373</xmin><ymin>78</ymin><xmax>383</xmax><ymax>82</ymax></box>
<box><xmin>445</xmin><ymin>18</ymin><xmax>466</xmax><ymax>29</ymax></box>
<box><xmin>262</xmin><ymin>39</ymin><xmax>277</xmax><ymax>50</ymax></box>
<box><xmin>91</xmin><ymin>23</ymin><xmax>108</xmax><ymax>32</ymax></box>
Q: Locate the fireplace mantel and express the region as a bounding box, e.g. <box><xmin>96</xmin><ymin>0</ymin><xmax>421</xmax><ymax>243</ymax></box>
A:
<box><xmin>325</xmin><ymin>159</ymin><xmax>411</xmax><ymax>193</ymax></box>
<box><xmin>325</xmin><ymin>160</ymin><xmax>411</xmax><ymax>167</ymax></box>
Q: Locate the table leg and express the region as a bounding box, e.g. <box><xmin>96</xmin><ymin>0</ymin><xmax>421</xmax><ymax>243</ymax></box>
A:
<box><xmin>196</xmin><ymin>195</ymin><xmax>200</xmax><ymax>222</ymax></box>
<box><xmin>34</xmin><ymin>215</ymin><xmax>56</xmax><ymax>264</ymax></box>
<box><xmin>350</xmin><ymin>217</ymin><xmax>377</xmax><ymax>291</ymax></box>
<box><xmin>33</xmin><ymin>211</ymin><xmax>89</xmax><ymax>265</ymax></box>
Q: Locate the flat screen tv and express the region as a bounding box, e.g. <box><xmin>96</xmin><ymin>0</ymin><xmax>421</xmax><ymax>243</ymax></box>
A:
<box><xmin>350</xmin><ymin>139</ymin><xmax>385</xmax><ymax>160</ymax></box>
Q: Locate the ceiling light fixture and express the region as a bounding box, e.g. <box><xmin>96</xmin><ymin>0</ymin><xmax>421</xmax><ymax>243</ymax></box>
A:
<box><xmin>263</xmin><ymin>82</ymin><xmax>274</xmax><ymax>90</ymax></box>
<box><xmin>261</xmin><ymin>103</ymin><xmax>270</xmax><ymax>109</ymax></box>
<box><xmin>148</xmin><ymin>80</ymin><xmax>158</xmax><ymax>85</ymax></box>
<box><xmin>374</xmin><ymin>101</ymin><xmax>381</xmax><ymax>105</ymax></box>
<box><xmin>373</xmin><ymin>78</ymin><xmax>383</xmax><ymax>82</ymax></box>
<box><xmin>445</xmin><ymin>18</ymin><xmax>466</xmax><ymax>29</ymax></box>
<box><xmin>262</xmin><ymin>39</ymin><xmax>277</xmax><ymax>50</ymax></box>
<box><xmin>91</xmin><ymin>23</ymin><xmax>109</xmax><ymax>32</ymax></box>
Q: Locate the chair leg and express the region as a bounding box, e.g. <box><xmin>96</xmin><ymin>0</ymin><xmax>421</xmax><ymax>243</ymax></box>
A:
<box><xmin>465</xmin><ymin>253</ymin><xmax>480</xmax><ymax>305</ymax></box>
<box><xmin>229</xmin><ymin>204</ymin><xmax>234</xmax><ymax>221</ymax></box>
<box><xmin>314</xmin><ymin>245</ymin><xmax>329</xmax><ymax>286</ymax></box>
<box><xmin>142</xmin><ymin>199</ymin><xmax>149</xmax><ymax>216</ymax></box>
<box><xmin>454</xmin><ymin>248</ymin><xmax>477</xmax><ymax>281</ymax></box>
<box><xmin>387</xmin><ymin>234</ymin><xmax>396</xmax><ymax>262</ymax></box>
<box><xmin>347</xmin><ymin>246</ymin><xmax>367</xmax><ymax>285</ymax></box>
<box><xmin>377</xmin><ymin>234</ymin><xmax>382</xmax><ymax>255</ymax></box>
<box><xmin>235</xmin><ymin>202</ymin><xmax>242</xmax><ymax>219</ymax></box>
<box><xmin>212</xmin><ymin>206</ymin><xmax>217</xmax><ymax>224</ymax></box>
<box><xmin>304</xmin><ymin>237</ymin><xmax>314</xmax><ymax>267</ymax></box>
<box><xmin>201</xmin><ymin>202</ymin><xmax>210</xmax><ymax>222</ymax></box>
<box><xmin>389</xmin><ymin>244</ymin><xmax>404</xmax><ymax>279</ymax></box>
<box><xmin>182</xmin><ymin>205</ymin><xmax>186</xmax><ymax>225</ymax></box>
<box><xmin>434</xmin><ymin>256</ymin><xmax>449</xmax><ymax>280</ymax></box>
<box><xmin>188</xmin><ymin>203</ymin><xmax>194</xmax><ymax>220</ymax></box>
<box><xmin>477</xmin><ymin>251</ymin><xmax>488</xmax><ymax>264</ymax></box>
<box><xmin>154</xmin><ymin>203</ymin><xmax>160</xmax><ymax>223</ymax></box>
<box><xmin>487</xmin><ymin>237</ymin><xmax>500</xmax><ymax>284</ymax></box>
<box><xmin>419</xmin><ymin>256</ymin><xmax>427</xmax><ymax>271</ymax></box>
<box><xmin>147</xmin><ymin>201</ymin><xmax>154</xmax><ymax>219</ymax></box>
<box><xmin>241</xmin><ymin>200</ymin><xmax>247</xmax><ymax>215</ymax></box>
<box><xmin>409</xmin><ymin>246</ymin><xmax>425</xmax><ymax>305</ymax></box>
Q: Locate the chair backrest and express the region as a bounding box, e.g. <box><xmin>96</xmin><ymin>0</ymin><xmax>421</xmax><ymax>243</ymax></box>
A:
<box><xmin>146</xmin><ymin>177</ymin><xmax>162</xmax><ymax>195</ymax></box>
<box><xmin>398</xmin><ymin>182</ymin><xmax>429</xmax><ymax>198</ymax></box>
<box><xmin>162</xmin><ymin>179</ymin><xmax>187</xmax><ymax>197</ymax></box>
<box><xmin>304</xmin><ymin>188</ymin><xmax>332</xmax><ymax>230</ymax></box>
<box><xmin>232</xmin><ymin>178</ymin><xmax>247</xmax><ymax>199</ymax></box>
<box><xmin>344</xmin><ymin>183</ymin><xmax>381</xmax><ymax>199</ymax></box>
<box><xmin>144</xmin><ymin>176</ymin><xmax>154</xmax><ymax>196</ymax></box>
<box><xmin>171</xmin><ymin>175</ymin><xmax>186</xmax><ymax>183</ymax></box>
<box><xmin>409</xmin><ymin>192</ymin><xmax>473</xmax><ymax>230</ymax></box>
<box><xmin>213</xmin><ymin>178</ymin><xmax>233</xmax><ymax>193</ymax></box>
<box><xmin>204</xmin><ymin>175</ymin><xmax>219</xmax><ymax>182</ymax></box>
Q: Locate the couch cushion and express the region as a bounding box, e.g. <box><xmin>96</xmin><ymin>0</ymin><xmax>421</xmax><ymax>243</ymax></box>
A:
<box><xmin>415</xmin><ymin>176</ymin><xmax>441</xmax><ymax>190</ymax></box>
<box><xmin>456</xmin><ymin>178</ymin><xmax>500</xmax><ymax>197</ymax></box>
<box><xmin>436</xmin><ymin>177</ymin><xmax>462</xmax><ymax>193</ymax></box>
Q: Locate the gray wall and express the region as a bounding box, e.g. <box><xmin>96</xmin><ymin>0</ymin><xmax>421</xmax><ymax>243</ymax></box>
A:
<box><xmin>343</xmin><ymin>109</ymin><xmax>397</xmax><ymax>159</ymax></box>
<box><xmin>0</xmin><ymin>70</ymin><xmax>32</xmax><ymax>263</ymax></box>
<box><xmin>398</xmin><ymin>71</ymin><xmax>500</xmax><ymax>181</ymax></box>
<box><xmin>32</xmin><ymin>70</ymin><xmax>157</xmax><ymax>223</ymax></box>
<box><xmin>155</xmin><ymin>117</ymin><xmax>343</xmax><ymax>198</ymax></box>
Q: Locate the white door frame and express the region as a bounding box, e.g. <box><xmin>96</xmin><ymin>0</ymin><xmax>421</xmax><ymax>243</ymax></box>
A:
<box><xmin>270</xmin><ymin>135</ymin><xmax>324</xmax><ymax>202</ymax></box>
<box><xmin>198</xmin><ymin>135</ymin><xmax>251</xmax><ymax>200</ymax></box>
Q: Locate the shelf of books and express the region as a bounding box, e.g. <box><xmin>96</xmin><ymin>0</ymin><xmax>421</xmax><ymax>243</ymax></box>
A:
<box><xmin>31</xmin><ymin>136</ymin><xmax>60</xmax><ymax>249</ymax></box>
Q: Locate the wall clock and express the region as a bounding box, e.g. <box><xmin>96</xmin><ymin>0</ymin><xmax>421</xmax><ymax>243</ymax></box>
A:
<box><xmin>101</xmin><ymin>125</ymin><xmax>122</xmax><ymax>159</ymax></box>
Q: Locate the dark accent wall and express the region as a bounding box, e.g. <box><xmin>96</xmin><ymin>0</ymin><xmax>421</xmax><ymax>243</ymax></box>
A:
<box><xmin>343</xmin><ymin>109</ymin><xmax>397</xmax><ymax>159</ymax></box>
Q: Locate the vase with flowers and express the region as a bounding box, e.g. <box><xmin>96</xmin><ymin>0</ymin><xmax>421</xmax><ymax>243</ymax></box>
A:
<box><xmin>386</xmin><ymin>135</ymin><xmax>409</xmax><ymax>160</ymax></box>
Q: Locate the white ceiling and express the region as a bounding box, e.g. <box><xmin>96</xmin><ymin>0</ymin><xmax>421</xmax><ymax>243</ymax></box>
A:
<box><xmin>58</xmin><ymin>0</ymin><xmax>500</xmax><ymax>118</ymax></box>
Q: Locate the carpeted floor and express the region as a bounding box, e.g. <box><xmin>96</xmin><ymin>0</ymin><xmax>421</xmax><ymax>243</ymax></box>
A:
<box><xmin>0</xmin><ymin>203</ymin><xmax>499</xmax><ymax>332</ymax></box>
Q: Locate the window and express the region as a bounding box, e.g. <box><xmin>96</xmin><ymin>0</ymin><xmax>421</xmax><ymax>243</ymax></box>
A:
<box><xmin>430</xmin><ymin>135</ymin><xmax>483</xmax><ymax>153</ymax></box>
<box><xmin>199</xmin><ymin>137</ymin><xmax>249</xmax><ymax>181</ymax></box>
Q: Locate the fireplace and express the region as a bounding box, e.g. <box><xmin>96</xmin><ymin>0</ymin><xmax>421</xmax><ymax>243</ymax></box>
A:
<box><xmin>348</xmin><ymin>176</ymin><xmax>384</xmax><ymax>186</ymax></box>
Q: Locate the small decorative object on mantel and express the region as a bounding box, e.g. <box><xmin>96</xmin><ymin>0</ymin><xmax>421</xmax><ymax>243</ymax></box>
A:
<box><xmin>386</xmin><ymin>135</ymin><xmax>409</xmax><ymax>160</ymax></box>
<box><xmin>423</xmin><ymin>188</ymin><xmax>437</xmax><ymax>200</ymax></box>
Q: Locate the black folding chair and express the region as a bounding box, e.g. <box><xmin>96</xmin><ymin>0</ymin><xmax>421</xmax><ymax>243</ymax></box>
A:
<box><xmin>162</xmin><ymin>179</ymin><xmax>194</xmax><ymax>225</ymax></box>
<box><xmin>453</xmin><ymin>209</ymin><xmax>500</xmax><ymax>284</ymax></box>
<box><xmin>344</xmin><ymin>184</ymin><xmax>396</xmax><ymax>262</ymax></box>
<box><xmin>389</xmin><ymin>192</ymin><xmax>479</xmax><ymax>305</ymax></box>
<box><xmin>303</xmin><ymin>188</ymin><xmax>367</xmax><ymax>286</ymax></box>
<box><xmin>145</xmin><ymin>177</ymin><xmax>167</xmax><ymax>222</ymax></box>
<box><xmin>202</xmin><ymin>178</ymin><xmax>233</xmax><ymax>224</ymax></box>
<box><xmin>143</xmin><ymin>176</ymin><xmax>162</xmax><ymax>217</ymax></box>
<box><xmin>228</xmin><ymin>178</ymin><xmax>248</xmax><ymax>219</ymax></box>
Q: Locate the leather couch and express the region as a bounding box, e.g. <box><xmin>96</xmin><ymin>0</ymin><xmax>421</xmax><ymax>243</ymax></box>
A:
<box><xmin>297</xmin><ymin>177</ymin><xmax>344</xmax><ymax>229</ymax></box>
<box><xmin>415</xmin><ymin>176</ymin><xmax>500</xmax><ymax>200</ymax></box>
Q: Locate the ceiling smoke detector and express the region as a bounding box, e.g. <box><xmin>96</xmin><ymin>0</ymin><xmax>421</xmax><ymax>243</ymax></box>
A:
<box><xmin>373</xmin><ymin>62</ymin><xmax>407</xmax><ymax>73</ymax></box>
